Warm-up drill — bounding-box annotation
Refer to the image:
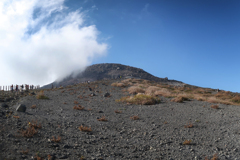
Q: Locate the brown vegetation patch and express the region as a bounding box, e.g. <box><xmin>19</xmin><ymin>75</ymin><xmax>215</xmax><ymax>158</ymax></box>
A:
<box><xmin>18</xmin><ymin>121</ymin><xmax>42</xmax><ymax>138</ymax></box>
<box><xmin>145</xmin><ymin>86</ymin><xmax>160</xmax><ymax>95</ymax></box>
<box><xmin>114</xmin><ymin>110</ymin><xmax>122</xmax><ymax>113</ymax></box>
<box><xmin>79</xmin><ymin>125</ymin><xmax>92</xmax><ymax>132</ymax></box>
<box><xmin>111</xmin><ymin>82</ymin><xmax>127</xmax><ymax>87</ymax></box>
<box><xmin>130</xmin><ymin>115</ymin><xmax>139</xmax><ymax>120</ymax></box>
<box><xmin>205</xmin><ymin>153</ymin><xmax>218</xmax><ymax>160</ymax></box>
<box><xmin>127</xmin><ymin>86</ymin><xmax>145</xmax><ymax>94</ymax></box>
<box><xmin>74</xmin><ymin>101</ymin><xmax>79</xmax><ymax>104</ymax></box>
<box><xmin>171</xmin><ymin>96</ymin><xmax>190</xmax><ymax>103</ymax></box>
<box><xmin>231</xmin><ymin>95</ymin><xmax>240</xmax><ymax>104</ymax></box>
<box><xmin>210</xmin><ymin>105</ymin><xmax>219</xmax><ymax>109</ymax></box>
<box><xmin>73</xmin><ymin>105</ymin><xmax>85</xmax><ymax>110</ymax></box>
<box><xmin>21</xmin><ymin>149</ymin><xmax>29</xmax><ymax>155</ymax></box>
<box><xmin>116</xmin><ymin>94</ymin><xmax>160</xmax><ymax>105</ymax></box>
<box><xmin>13</xmin><ymin>115</ymin><xmax>20</xmax><ymax>119</ymax></box>
<box><xmin>184</xmin><ymin>122</ymin><xmax>193</xmax><ymax>128</ymax></box>
<box><xmin>97</xmin><ymin>116</ymin><xmax>108</xmax><ymax>121</ymax></box>
<box><xmin>36</xmin><ymin>90</ymin><xmax>49</xmax><ymax>99</ymax></box>
<box><xmin>183</xmin><ymin>140</ymin><xmax>192</xmax><ymax>145</ymax></box>
<box><xmin>51</xmin><ymin>135</ymin><xmax>61</xmax><ymax>143</ymax></box>
<box><xmin>31</xmin><ymin>105</ymin><xmax>37</xmax><ymax>109</ymax></box>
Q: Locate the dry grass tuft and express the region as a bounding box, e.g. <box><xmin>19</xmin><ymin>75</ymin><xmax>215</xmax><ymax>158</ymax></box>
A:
<box><xmin>47</xmin><ymin>155</ymin><xmax>52</xmax><ymax>160</ymax></box>
<box><xmin>73</xmin><ymin>105</ymin><xmax>85</xmax><ymax>110</ymax></box>
<box><xmin>231</xmin><ymin>95</ymin><xmax>240</xmax><ymax>104</ymax></box>
<box><xmin>51</xmin><ymin>135</ymin><xmax>61</xmax><ymax>143</ymax></box>
<box><xmin>128</xmin><ymin>86</ymin><xmax>145</xmax><ymax>94</ymax></box>
<box><xmin>13</xmin><ymin>115</ymin><xmax>20</xmax><ymax>119</ymax></box>
<box><xmin>183</xmin><ymin>140</ymin><xmax>192</xmax><ymax>145</ymax></box>
<box><xmin>115</xmin><ymin>110</ymin><xmax>122</xmax><ymax>113</ymax></box>
<box><xmin>36</xmin><ymin>90</ymin><xmax>49</xmax><ymax>99</ymax></box>
<box><xmin>21</xmin><ymin>149</ymin><xmax>29</xmax><ymax>155</ymax></box>
<box><xmin>184</xmin><ymin>122</ymin><xmax>193</xmax><ymax>128</ymax></box>
<box><xmin>130</xmin><ymin>115</ymin><xmax>139</xmax><ymax>120</ymax></box>
<box><xmin>79</xmin><ymin>125</ymin><xmax>92</xmax><ymax>132</ymax></box>
<box><xmin>154</xmin><ymin>88</ymin><xmax>172</xmax><ymax>97</ymax></box>
<box><xmin>74</xmin><ymin>101</ymin><xmax>79</xmax><ymax>104</ymax></box>
<box><xmin>210</xmin><ymin>105</ymin><xmax>219</xmax><ymax>109</ymax></box>
<box><xmin>145</xmin><ymin>86</ymin><xmax>160</xmax><ymax>95</ymax></box>
<box><xmin>171</xmin><ymin>96</ymin><xmax>190</xmax><ymax>103</ymax></box>
<box><xmin>97</xmin><ymin>116</ymin><xmax>108</xmax><ymax>121</ymax></box>
<box><xmin>31</xmin><ymin>105</ymin><xmax>37</xmax><ymax>109</ymax></box>
<box><xmin>111</xmin><ymin>82</ymin><xmax>127</xmax><ymax>87</ymax></box>
<box><xmin>18</xmin><ymin>121</ymin><xmax>41</xmax><ymax>138</ymax></box>
<box><xmin>116</xmin><ymin>94</ymin><xmax>160</xmax><ymax>105</ymax></box>
<box><xmin>205</xmin><ymin>153</ymin><xmax>218</xmax><ymax>160</ymax></box>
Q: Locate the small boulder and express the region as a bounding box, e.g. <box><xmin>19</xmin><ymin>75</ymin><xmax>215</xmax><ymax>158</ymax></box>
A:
<box><xmin>4</xmin><ymin>97</ymin><xmax>13</xmax><ymax>102</ymax></box>
<box><xmin>103</xmin><ymin>92</ymin><xmax>110</xmax><ymax>97</ymax></box>
<box><xmin>16</xmin><ymin>104</ymin><xmax>26</xmax><ymax>112</ymax></box>
<box><xmin>90</xmin><ymin>93</ymin><xmax>96</xmax><ymax>97</ymax></box>
<box><xmin>1</xmin><ymin>103</ymin><xmax>8</xmax><ymax>108</ymax></box>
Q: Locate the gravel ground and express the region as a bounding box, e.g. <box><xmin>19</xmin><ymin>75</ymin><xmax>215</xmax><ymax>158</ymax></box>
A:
<box><xmin>1</xmin><ymin>79</ymin><xmax>240</xmax><ymax>160</ymax></box>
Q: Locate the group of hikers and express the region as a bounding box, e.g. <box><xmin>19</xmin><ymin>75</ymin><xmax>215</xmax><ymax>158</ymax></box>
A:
<box><xmin>0</xmin><ymin>84</ymin><xmax>40</xmax><ymax>93</ymax></box>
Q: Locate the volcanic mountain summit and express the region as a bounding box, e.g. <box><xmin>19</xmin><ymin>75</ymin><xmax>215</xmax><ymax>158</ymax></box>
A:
<box><xmin>42</xmin><ymin>63</ymin><xmax>183</xmax><ymax>88</ymax></box>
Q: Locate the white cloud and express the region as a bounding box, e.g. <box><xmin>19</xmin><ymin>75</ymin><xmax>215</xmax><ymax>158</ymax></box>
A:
<box><xmin>0</xmin><ymin>0</ymin><xmax>108</xmax><ymax>86</ymax></box>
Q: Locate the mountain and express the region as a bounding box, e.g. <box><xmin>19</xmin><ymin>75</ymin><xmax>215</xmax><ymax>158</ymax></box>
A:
<box><xmin>41</xmin><ymin>63</ymin><xmax>183</xmax><ymax>88</ymax></box>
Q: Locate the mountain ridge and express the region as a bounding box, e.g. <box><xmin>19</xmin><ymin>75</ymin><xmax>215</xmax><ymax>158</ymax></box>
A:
<box><xmin>42</xmin><ymin>63</ymin><xmax>184</xmax><ymax>89</ymax></box>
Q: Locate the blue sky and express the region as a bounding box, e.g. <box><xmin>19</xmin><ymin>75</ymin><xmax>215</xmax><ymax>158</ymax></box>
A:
<box><xmin>0</xmin><ymin>0</ymin><xmax>240</xmax><ymax>92</ymax></box>
<box><xmin>72</xmin><ymin>0</ymin><xmax>240</xmax><ymax>92</ymax></box>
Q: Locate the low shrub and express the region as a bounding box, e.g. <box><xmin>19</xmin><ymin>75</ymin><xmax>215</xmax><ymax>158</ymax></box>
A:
<box><xmin>73</xmin><ymin>105</ymin><xmax>85</xmax><ymax>110</ymax></box>
<box><xmin>231</xmin><ymin>95</ymin><xmax>240</xmax><ymax>104</ymax></box>
<box><xmin>111</xmin><ymin>82</ymin><xmax>127</xmax><ymax>87</ymax></box>
<box><xmin>51</xmin><ymin>135</ymin><xmax>61</xmax><ymax>143</ymax></box>
<box><xmin>31</xmin><ymin>105</ymin><xmax>37</xmax><ymax>109</ymax></box>
<box><xmin>97</xmin><ymin>116</ymin><xmax>108</xmax><ymax>121</ymax></box>
<box><xmin>36</xmin><ymin>90</ymin><xmax>49</xmax><ymax>99</ymax></box>
<box><xmin>79</xmin><ymin>125</ymin><xmax>92</xmax><ymax>132</ymax></box>
<box><xmin>183</xmin><ymin>140</ymin><xmax>192</xmax><ymax>145</ymax></box>
<box><xmin>116</xmin><ymin>94</ymin><xmax>160</xmax><ymax>105</ymax></box>
<box><xmin>127</xmin><ymin>86</ymin><xmax>145</xmax><ymax>94</ymax></box>
<box><xmin>184</xmin><ymin>122</ymin><xmax>193</xmax><ymax>128</ymax></box>
<box><xmin>210</xmin><ymin>105</ymin><xmax>219</xmax><ymax>109</ymax></box>
<box><xmin>171</xmin><ymin>96</ymin><xmax>190</xmax><ymax>103</ymax></box>
<box><xmin>18</xmin><ymin>121</ymin><xmax>41</xmax><ymax>138</ymax></box>
<box><xmin>145</xmin><ymin>86</ymin><xmax>160</xmax><ymax>95</ymax></box>
<box><xmin>130</xmin><ymin>115</ymin><xmax>139</xmax><ymax>120</ymax></box>
<box><xmin>115</xmin><ymin>110</ymin><xmax>122</xmax><ymax>113</ymax></box>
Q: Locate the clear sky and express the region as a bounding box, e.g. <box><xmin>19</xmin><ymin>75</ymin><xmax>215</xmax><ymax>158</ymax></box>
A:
<box><xmin>0</xmin><ymin>0</ymin><xmax>240</xmax><ymax>92</ymax></box>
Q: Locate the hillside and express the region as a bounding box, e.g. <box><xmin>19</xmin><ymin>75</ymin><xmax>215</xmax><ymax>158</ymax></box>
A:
<box><xmin>41</xmin><ymin>63</ymin><xmax>183</xmax><ymax>89</ymax></box>
<box><xmin>1</xmin><ymin>78</ymin><xmax>240</xmax><ymax>159</ymax></box>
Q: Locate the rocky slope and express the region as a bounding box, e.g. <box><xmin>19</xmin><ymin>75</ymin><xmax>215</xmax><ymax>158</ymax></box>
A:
<box><xmin>1</xmin><ymin>79</ymin><xmax>240</xmax><ymax>159</ymax></box>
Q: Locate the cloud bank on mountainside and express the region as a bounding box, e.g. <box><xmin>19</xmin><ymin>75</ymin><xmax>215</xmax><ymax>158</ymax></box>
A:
<box><xmin>0</xmin><ymin>0</ymin><xmax>108</xmax><ymax>86</ymax></box>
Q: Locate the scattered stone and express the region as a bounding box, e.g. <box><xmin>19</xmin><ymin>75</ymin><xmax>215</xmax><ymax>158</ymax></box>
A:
<box><xmin>103</xmin><ymin>92</ymin><xmax>110</xmax><ymax>97</ymax></box>
<box><xmin>89</xmin><ymin>88</ymin><xmax>92</xmax><ymax>91</ymax></box>
<box><xmin>4</xmin><ymin>97</ymin><xmax>13</xmax><ymax>102</ymax></box>
<box><xmin>16</xmin><ymin>104</ymin><xmax>26</xmax><ymax>112</ymax></box>
<box><xmin>90</xmin><ymin>93</ymin><xmax>96</xmax><ymax>97</ymax></box>
<box><xmin>1</xmin><ymin>103</ymin><xmax>8</xmax><ymax>108</ymax></box>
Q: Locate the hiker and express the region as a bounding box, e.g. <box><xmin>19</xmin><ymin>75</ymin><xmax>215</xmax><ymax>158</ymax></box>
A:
<box><xmin>20</xmin><ymin>85</ymin><xmax>23</xmax><ymax>93</ymax></box>
<box><xmin>21</xmin><ymin>84</ymin><xmax>24</xmax><ymax>90</ymax></box>
<box><xmin>16</xmin><ymin>85</ymin><xmax>18</xmax><ymax>93</ymax></box>
<box><xmin>11</xmin><ymin>85</ymin><xmax>13</xmax><ymax>92</ymax></box>
<box><xmin>11</xmin><ymin>85</ymin><xmax>14</xmax><ymax>92</ymax></box>
<box><xmin>52</xmin><ymin>84</ymin><xmax>53</xmax><ymax>89</ymax></box>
